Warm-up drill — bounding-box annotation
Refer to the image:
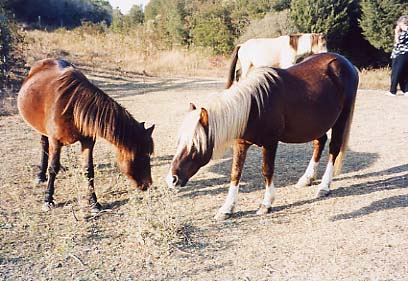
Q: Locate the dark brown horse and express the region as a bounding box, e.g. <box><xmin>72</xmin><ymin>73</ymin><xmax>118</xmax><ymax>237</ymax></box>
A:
<box><xmin>18</xmin><ymin>59</ymin><xmax>154</xmax><ymax>212</ymax></box>
<box><xmin>166</xmin><ymin>53</ymin><xmax>359</xmax><ymax>220</ymax></box>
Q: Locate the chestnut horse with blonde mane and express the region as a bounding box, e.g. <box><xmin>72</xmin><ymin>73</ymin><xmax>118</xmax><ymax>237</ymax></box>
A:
<box><xmin>18</xmin><ymin>59</ymin><xmax>155</xmax><ymax>212</ymax></box>
<box><xmin>166</xmin><ymin>53</ymin><xmax>358</xmax><ymax>220</ymax></box>
<box><xmin>226</xmin><ymin>33</ymin><xmax>327</xmax><ymax>88</ymax></box>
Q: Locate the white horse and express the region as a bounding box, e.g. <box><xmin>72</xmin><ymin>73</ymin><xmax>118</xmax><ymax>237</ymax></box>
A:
<box><xmin>226</xmin><ymin>33</ymin><xmax>327</xmax><ymax>88</ymax></box>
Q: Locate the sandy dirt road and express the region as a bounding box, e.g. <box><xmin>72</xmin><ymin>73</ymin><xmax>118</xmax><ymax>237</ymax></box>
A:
<box><xmin>1</xmin><ymin>70</ymin><xmax>408</xmax><ymax>280</ymax></box>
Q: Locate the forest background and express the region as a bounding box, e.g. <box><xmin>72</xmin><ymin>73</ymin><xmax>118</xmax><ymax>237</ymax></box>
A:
<box><xmin>1</xmin><ymin>0</ymin><xmax>408</xmax><ymax>92</ymax></box>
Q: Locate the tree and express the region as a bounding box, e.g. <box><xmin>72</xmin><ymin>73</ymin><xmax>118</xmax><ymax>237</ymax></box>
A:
<box><xmin>192</xmin><ymin>4</ymin><xmax>235</xmax><ymax>54</ymax></box>
<box><xmin>290</xmin><ymin>0</ymin><xmax>352</xmax><ymax>44</ymax></box>
<box><xmin>4</xmin><ymin>0</ymin><xmax>112</xmax><ymax>28</ymax></box>
<box><xmin>110</xmin><ymin>7</ymin><xmax>125</xmax><ymax>32</ymax></box>
<box><xmin>144</xmin><ymin>0</ymin><xmax>191</xmax><ymax>47</ymax></box>
<box><xmin>0</xmin><ymin>8</ymin><xmax>25</xmax><ymax>90</ymax></box>
<box><xmin>239</xmin><ymin>10</ymin><xmax>298</xmax><ymax>42</ymax></box>
<box><xmin>360</xmin><ymin>0</ymin><xmax>408</xmax><ymax>53</ymax></box>
<box><xmin>127</xmin><ymin>4</ymin><xmax>144</xmax><ymax>25</ymax></box>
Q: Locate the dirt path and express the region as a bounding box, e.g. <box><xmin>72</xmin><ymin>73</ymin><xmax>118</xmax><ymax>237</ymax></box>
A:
<box><xmin>1</xmin><ymin>72</ymin><xmax>408</xmax><ymax>280</ymax></box>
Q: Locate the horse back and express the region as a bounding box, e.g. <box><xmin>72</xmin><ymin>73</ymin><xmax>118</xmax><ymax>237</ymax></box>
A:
<box><xmin>239</xmin><ymin>37</ymin><xmax>290</xmax><ymax>68</ymax></box>
<box><xmin>17</xmin><ymin>59</ymin><xmax>80</xmax><ymax>143</ymax></box>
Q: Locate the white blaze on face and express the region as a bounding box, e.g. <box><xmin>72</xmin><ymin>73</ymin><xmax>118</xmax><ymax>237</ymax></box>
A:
<box><xmin>166</xmin><ymin>170</ymin><xmax>175</xmax><ymax>188</ymax></box>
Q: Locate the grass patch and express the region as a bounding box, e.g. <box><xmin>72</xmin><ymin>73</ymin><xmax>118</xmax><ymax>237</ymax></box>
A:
<box><xmin>358</xmin><ymin>67</ymin><xmax>390</xmax><ymax>90</ymax></box>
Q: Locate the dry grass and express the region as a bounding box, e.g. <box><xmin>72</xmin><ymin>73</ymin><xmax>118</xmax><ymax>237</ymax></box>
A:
<box><xmin>22</xmin><ymin>27</ymin><xmax>392</xmax><ymax>88</ymax></box>
<box><xmin>358</xmin><ymin>67</ymin><xmax>390</xmax><ymax>90</ymax></box>
<box><xmin>24</xmin><ymin>28</ymin><xmax>229</xmax><ymax>78</ymax></box>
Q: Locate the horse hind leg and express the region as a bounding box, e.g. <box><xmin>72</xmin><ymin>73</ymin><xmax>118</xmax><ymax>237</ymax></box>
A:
<box><xmin>214</xmin><ymin>140</ymin><xmax>250</xmax><ymax>221</ymax></box>
<box><xmin>317</xmin><ymin>111</ymin><xmax>351</xmax><ymax>198</ymax></box>
<box><xmin>36</xmin><ymin>135</ymin><xmax>49</xmax><ymax>183</ymax></box>
<box><xmin>256</xmin><ymin>142</ymin><xmax>279</xmax><ymax>215</ymax></box>
<box><xmin>295</xmin><ymin>134</ymin><xmax>327</xmax><ymax>188</ymax></box>
<box><xmin>42</xmin><ymin>138</ymin><xmax>62</xmax><ymax>211</ymax></box>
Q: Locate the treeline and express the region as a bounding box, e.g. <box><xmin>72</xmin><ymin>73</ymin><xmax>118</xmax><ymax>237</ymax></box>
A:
<box><xmin>2</xmin><ymin>0</ymin><xmax>112</xmax><ymax>27</ymax></box>
<box><xmin>140</xmin><ymin>0</ymin><xmax>408</xmax><ymax>65</ymax></box>
<box><xmin>2</xmin><ymin>0</ymin><xmax>408</xmax><ymax>72</ymax></box>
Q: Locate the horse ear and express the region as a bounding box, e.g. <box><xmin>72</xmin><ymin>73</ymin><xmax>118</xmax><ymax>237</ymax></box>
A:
<box><xmin>199</xmin><ymin>108</ymin><xmax>208</xmax><ymax>127</ymax></box>
<box><xmin>189</xmin><ymin>103</ymin><xmax>197</xmax><ymax>111</ymax></box>
<box><xmin>146</xmin><ymin>124</ymin><xmax>155</xmax><ymax>136</ymax></box>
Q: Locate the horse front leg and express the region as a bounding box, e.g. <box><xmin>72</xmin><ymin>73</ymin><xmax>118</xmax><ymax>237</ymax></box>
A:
<box><xmin>42</xmin><ymin>138</ymin><xmax>62</xmax><ymax>211</ymax></box>
<box><xmin>37</xmin><ymin>135</ymin><xmax>49</xmax><ymax>183</ymax></box>
<box><xmin>295</xmin><ymin>134</ymin><xmax>327</xmax><ymax>188</ymax></box>
<box><xmin>256</xmin><ymin>142</ymin><xmax>278</xmax><ymax>215</ymax></box>
<box><xmin>214</xmin><ymin>140</ymin><xmax>250</xmax><ymax>221</ymax></box>
<box><xmin>80</xmin><ymin>138</ymin><xmax>101</xmax><ymax>213</ymax></box>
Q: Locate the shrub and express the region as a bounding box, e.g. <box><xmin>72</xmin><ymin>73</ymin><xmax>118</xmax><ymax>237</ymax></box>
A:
<box><xmin>239</xmin><ymin>10</ymin><xmax>298</xmax><ymax>43</ymax></box>
<box><xmin>360</xmin><ymin>0</ymin><xmax>408</xmax><ymax>53</ymax></box>
<box><xmin>290</xmin><ymin>0</ymin><xmax>353</xmax><ymax>44</ymax></box>
<box><xmin>0</xmin><ymin>10</ymin><xmax>25</xmax><ymax>90</ymax></box>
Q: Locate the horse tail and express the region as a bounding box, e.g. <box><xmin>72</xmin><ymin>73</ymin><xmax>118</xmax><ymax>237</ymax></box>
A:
<box><xmin>225</xmin><ymin>45</ymin><xmax>241</xmax><ymax>89</ymax></box>
<box><xmin>333</xmin><ymin>74</ymin><xmax>358</xmax><ymax>177</ymax></box>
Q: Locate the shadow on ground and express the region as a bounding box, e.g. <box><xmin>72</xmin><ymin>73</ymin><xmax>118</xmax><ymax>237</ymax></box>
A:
<box><xmin>179</xmin><ymin>142</ymin><xmax>380</xmax><ymax>199</ymax></box>
<box><xmin>84</xmin><ymin>67</ymin><xmax>224</xmax><ymax>99</ymax></box>
<box><xmin>330</xmin><ymin>172</ymin><xmax>408</xmax><ymax>221</ymax></box>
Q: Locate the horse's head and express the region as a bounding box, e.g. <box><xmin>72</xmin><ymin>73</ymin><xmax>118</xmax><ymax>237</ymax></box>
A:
<box><xmin>119</xmin><ymin>123</ymin><xmax>155</xmax><ymax>190</ymax></box>
<box><xmin>316</xmin><ymin>33</ymin><xmax>327</xmax><ymax>53</ymax></box>
<box><xmin>166</xmin><ymin>103</ymin><xmax>213</xmax><ymax>188</ymax></box>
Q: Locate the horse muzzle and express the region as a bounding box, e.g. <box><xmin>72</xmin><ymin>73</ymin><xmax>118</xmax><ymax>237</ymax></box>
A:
<box><xmin>166</xmin><ymin>172</ymin><xmax>187</xmax><ymax>189</ymax></box>
<box><xmin>135</xmin><ymin>178</ymin><xmax>152</xmax><ymax>191</ymax></box>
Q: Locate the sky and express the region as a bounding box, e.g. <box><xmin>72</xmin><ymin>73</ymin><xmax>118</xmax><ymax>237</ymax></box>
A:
<box><xmin>108</xmin><ymin>0</ymin><xmax>150</xmax><ymax>14</ymax></box>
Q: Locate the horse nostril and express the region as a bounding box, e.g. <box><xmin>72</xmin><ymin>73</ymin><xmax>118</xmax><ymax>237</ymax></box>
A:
<box><xmin>172</xmin><ymin>175</ymin><xmax>179</xmax><ymax>185</ymax></box>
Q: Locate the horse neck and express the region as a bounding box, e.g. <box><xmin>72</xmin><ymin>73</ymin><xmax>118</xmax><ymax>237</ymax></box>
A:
<box><xmin>297</xmin><ymin>34</ymin><xmax>313</xmax><ymax>55</ymax></box>
<box><xmin>207</xmin><ymin>86</ymin><xmax>254</xmax><ymax>159</ymax></box>
<box><xmin>70</xmin><ymin>90</ymin><xmax>143</xmax><ymax>155</ymax></box>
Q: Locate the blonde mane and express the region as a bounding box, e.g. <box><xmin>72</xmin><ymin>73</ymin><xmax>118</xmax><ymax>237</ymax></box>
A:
<box><xmin>178</xmin><ymin>67</ymin><xmax>280</xmax><ymax>159</ymax></box>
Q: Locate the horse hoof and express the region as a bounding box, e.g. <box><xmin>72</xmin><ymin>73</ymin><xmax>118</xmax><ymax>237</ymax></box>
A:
<box><xmin>316</xmin><ymin>189</ymin><xmax>330</xmax><ymax>198</ymax></box>
<box><xmin>90</xmin><ymin>203</ymin><xmax>102</xmax><ymax>214</ymax></box>
<box><xmin>295</xmin><ymin>177</ymin><xmax>313</xmax><ymax>188</ymax></box>
<box><xmin>42</xmin><ymin>202</ymin><xmax>55</xmax><ymax>212</ymax></box>
<box><xmin>35</xmin><ymin>175</ymin><xmax>47</xmax><ymax>184</ymax></box>
<box><xmin>214</xmin><ymin>212</ymin><xmax>232</xmax><ymax>221</ymax></box>
<box><xmin>256</xmin><ymin>204</ymin><xmax>272</xmax><ymax>215</ymax></box>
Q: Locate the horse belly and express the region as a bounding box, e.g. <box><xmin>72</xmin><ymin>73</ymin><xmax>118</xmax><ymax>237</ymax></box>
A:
<box><xmin>17</xmin><ymin>81</ymin><xmax>50</xmax><ymax>135</ymax></box>
<box><xmin>18</xmin><ymin>80</ymin><xmax>80</xmax><ymax>145</ymax></box>
<box><xmin>280</xmin><ymin>103</ymin><xmax>342</xmax><ymax>143</ymax></box>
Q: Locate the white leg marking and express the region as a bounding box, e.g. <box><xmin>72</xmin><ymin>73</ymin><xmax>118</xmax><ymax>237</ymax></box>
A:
<box><xmin>317</xmin><ymin>162</ymin><xmax>333</xmax><ymax>195</ymax></box>
<box><xmin>217</xmin><ymin>183</ymin><xmax>239</xmax><ymax>214</ymax></box>
<box><xmin>256</xmin><ymin>182</ymin><xmax>276</xmax><ymax>215</ymax></box>
<box><xmin>261</xmin><ymin>182</ymin><xmax>276</xmax><ymax>208</ymax></box>
<box><xmin>295</xmin><ymin>158</ymin><xmax>319</xmax><ymax>188</ymax></box>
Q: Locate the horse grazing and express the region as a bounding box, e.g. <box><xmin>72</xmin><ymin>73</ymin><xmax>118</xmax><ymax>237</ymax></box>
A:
<box><xmin>166</xmin><ymin>53</ymin><xmax>358</xmax><ymax>220</ymax></box>
<box><xmin>18</xmin><ymin>59</ymin><xmax>155</xmax><ymax>212</ymax></box>
<box><xmin>226</xmin><ymin>33</ymin><xmax>327</xmax><ymax>88</ymax></box>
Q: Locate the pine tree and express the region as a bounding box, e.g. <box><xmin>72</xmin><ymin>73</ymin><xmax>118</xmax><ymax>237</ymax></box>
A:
<box><xmin>290</xmin><ymin>0</ymin><xmax>353</xmax><ymax>44</ymax></box>
<box><xmin>360</xmin><ymin>0</ymin><xmax>408</xmax><ymax>53</ymax></box>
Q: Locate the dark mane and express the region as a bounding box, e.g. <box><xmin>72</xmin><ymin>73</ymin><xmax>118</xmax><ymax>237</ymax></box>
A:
<box><xmin>57</xmin><ymin>67</ymin><xmax>153</xmax><ymax>156</ymax></box>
